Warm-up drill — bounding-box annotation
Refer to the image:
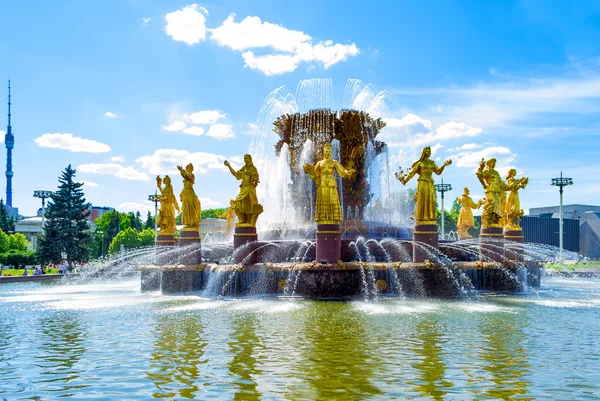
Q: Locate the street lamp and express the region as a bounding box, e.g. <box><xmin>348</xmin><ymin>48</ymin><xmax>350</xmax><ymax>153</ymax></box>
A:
<box><xmin>96</xmin><ymin>230</ymin><xmax>106</xmax><ymax>258</ymax></box>
<box><xmin>435</xmin><ymin>178</ymin><xmax>452</xmax><ymax>240</ymax></box>
<box><xmin>551</xmin><ymin>172</ymin><xmax>574</xmax><ymax>260</ymax></box>
<box><xmin>33</xmin><ymin>190</ymin><xmax>53</xmax><ymax>226</ymax></box>
<box><xmin>148</xmin><ymin>193</ymin><xmax>159</xmax><ymax>241</ymax></box>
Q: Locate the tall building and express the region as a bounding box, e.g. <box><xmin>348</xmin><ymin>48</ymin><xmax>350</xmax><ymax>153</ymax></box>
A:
<box><xmin>5</xmin><ymin>80</ymin><xmax>14</xmax><ymax>207</ymax></box>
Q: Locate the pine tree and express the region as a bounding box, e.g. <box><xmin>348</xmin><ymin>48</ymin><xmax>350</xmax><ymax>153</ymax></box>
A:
<box><xmin>0</xmin><ymin>199</ymin><xmax>15</xmax><ymax>233</ymax></box>
<box><xmin>106</xmin><ymin>210</ymin><xmax>121</xmax><ymax>245</ymax></box>
<box><xmin>129</xmin><ymin>212</ymin><xmax>142</xmax><ymax>231</ymax></box>
<box><xmin>144</xmin><ymin>211</ymin><xmax>154</xmax><ymax>230</ymax></box>
<box><xmin>37</xmin><ymin>165</ymin><xmax>92</xmax><ymax>264</ymax></box>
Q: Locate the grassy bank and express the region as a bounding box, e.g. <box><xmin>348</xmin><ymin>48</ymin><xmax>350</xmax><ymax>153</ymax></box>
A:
<box><xmin>1</xmin><ymin>268</ymin><xmax>59</xmax><ymax>276</ymax></box>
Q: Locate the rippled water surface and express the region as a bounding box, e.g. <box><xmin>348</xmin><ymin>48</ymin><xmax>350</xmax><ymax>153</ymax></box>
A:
<box><xmin>1</xmin><ymin>276</ymin><xmax>599</xmax><ymax>400</ymax></box>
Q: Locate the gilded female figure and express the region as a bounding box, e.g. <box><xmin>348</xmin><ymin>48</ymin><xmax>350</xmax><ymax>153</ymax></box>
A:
<box><xmin>156</xmin><ymin>175</ymin><xmax>179</xmax><ymax>235</ymax></box>
<box><xmin>396</xmin><ymin>146</ymin><xmax>452</xmax><ymax>225</ymax></box>
<box><xmin>476</xmin><ymin>158</ymin><xmax>508</xmax><ymax>228</ymax></box>
<box><xmin>224</xmin><ymin>154</ymin><xmax>262</xmax><ymax>226</ymax></box>
<box><xmin>457</xmin><ymin>187</ymin><xmax>482</xmax><ymax>239</ymax></box>
<box><xmin>304</xmin><ymin>142</ymin><xmax>355</xmax><ymax>224</ymax></box>
<box><xmin>504</xmin><ymin>168</ymin><xmax>528</xmax><ymax>230</ymax></box>
<box><xmin>177</xmin><ymin>163</ymin><xmax>201</xmax><ymax>231</ymax></box>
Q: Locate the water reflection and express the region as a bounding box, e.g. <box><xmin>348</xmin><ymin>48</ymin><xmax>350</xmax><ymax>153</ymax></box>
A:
<box><xmin>33</xmin><ymin>312</ymin><xmax>88</xmax><ymax>395</ymax></box>
<box><xmin>481</xmin><ymin>313</ymin><xmax>531</xmax><ymax>399</ymax></box>
<box><xmin>147</xmin><ymin>313</ymin><xmax>206</xmax><ymax>399</ymax></box>
<box><xmin>410</xmin><ymin>318</ymin><xmax>453</xmax><ymax>400</ymax></box>
<box><xmin>227</xmin><ymin>315</ymin><xmax>263</xmax><ymax>400</ymax></box>
<box><xmin>0</xmin><ymin>314</ymin><xmax>17</xmax><ymax>396</ymax></box>
<box><xmin>293</xmin><ymin>302</ymin><xmax>382</xmax><ymax>400</ymax></box>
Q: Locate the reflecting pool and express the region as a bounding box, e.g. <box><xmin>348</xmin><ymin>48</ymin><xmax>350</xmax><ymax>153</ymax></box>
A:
<box><xmin>1</xmin><ymin>276</ymin><xmax>599</xmax><ymax>400</ymax></box>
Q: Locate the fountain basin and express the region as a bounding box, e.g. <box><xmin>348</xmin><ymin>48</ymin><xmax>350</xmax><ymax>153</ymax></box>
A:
<box><xmin>141</xmin><ymin>261</ymin><xmax>541</xmax><ymax>299</ymax></box>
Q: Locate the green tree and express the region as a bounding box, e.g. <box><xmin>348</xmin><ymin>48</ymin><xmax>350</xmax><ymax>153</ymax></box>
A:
<box><xmin>0</xmin><ymin>229</ymin><xmax>9</xmax><ymax>253</ymax></box>
<box><xmin>8</xmin><ymin>233</ymin><xmax>29</xmax><ymax>251</ymax></box>
<box><xmin>37</xmin><ymin>165</ymin><xmax>92</xmax><ymax>264</ymax></box>
<box><xmin>129</xmin><ymin>212</ymin><xmax>142</xmax><ymax>231</ymax></box>
<box><xmin>436</xmin><ymin>197</ymin><xmax>460</xmax><ymax>235</ymax></box>
<box><xmin>0</xmin><ymin>199</ymin><xmax>15</xmax><ymax>233</ymax></box>
<box><xmin>106</xmin><ymin>211</ymin><xmax>121</xmax><ymax>243</ymax></box>
<box><xmin>108</xmin><ymin>227</ymin><xmax>141</xmax><ymax>255</ymax></box>
<box><xmin>119</xmin><ymin>212</ymin><xmax>131</xmax><ymax>231</ymax></box>
<box><xmin>139</xmin><ymin>228</ymin><xmax>155</xmax><ymax>247</ymax></box>
<box><xmin>202</xmin><ymin>208</ymin><xmax>227</xmax><ymax>219</ymax></box>
<box><xmin>144</xmin><ymin>211</ymin><xmax>154</xmax><ymax>230</ymax></box>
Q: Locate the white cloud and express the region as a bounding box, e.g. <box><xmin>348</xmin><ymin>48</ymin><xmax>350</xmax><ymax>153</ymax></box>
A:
<box><xmin>451</xmin><ymin>146</ymin><xmax>516</xmax><ymax>175</ymax></box>
<box><xmin>165</xmin><ymin>4</ymin><xmax>208</xmax><ymax>45</ymax></box>
<box><xmin>183</xmin><ymin>110</ymin><xmax>225</xmax><ymax>125</ymax></box>
<box><xmin>200</xmin><ymin>198</ymin><xmax>221</xmax><ymax>208</ymax></box>
<box><xmin>451</xmin><ymin>143</ymin><xmax>480</xmax><ymax>151</ymax></box>
<box><xmin>163</xmin><ymin>121</ymin><xmax>187</xmax><ymax>132</ymax></box>
<box><xmin>118</xmin><ymin>201</ymin><xmax>154</xmax><ymax>214</ymax></box>
<box><xmin>211</xmin><ymin>14</ymin><xmax>309</xmax><ymax>52</ymax></box>
<box><xmin>242</xmin><ymin>52</ymin><xmax>300</xmax><ymax>76</ymax></box>
<box><xmin>435</xmin><ymin>121</ymin><xmax>482</xmax><ymax>141</ymax></box>
<box><xmin>182</xmin><ymin>126</ymin><xmax>205</xmax><ymax>136</ymax></box>
<box><xmin>143</xmin><ymin>17</ymin><xmax>151</xmax><ymax>25</ymax></box>
<box><xmin>206</xmin><ymin>13</ymin><xmax>359</xmax><ymax>75</ymax></box>
<box><xmin>78</xmin><ymin>163</ymin><xmax>150</xmax><ymax>181</ymax></box>
<box><xmin>81</xmin><ymin>180</ymin><xmax>99</xmax><ymax>188</ymax></box>
<box><xmin>35</xmin><ymin>133</ymin><xmax>111</xmax><ymax>153</ymax></box>
<box><xmin>110</xmin><ymin>156</ymin><xmax>125</xmax><ymax>163</ymax></box>
<box><xmin>430</xmin><ymin>143</ymin><xmax>443</xmax><ymax>156</ymax></box>
<box><xmin>206</xmin><ymin>124</ymin><xmax>235</xmax><ymax>140</ymax></box>
<box><xmin>104</xmin><ymin>112</ymin><xmax>117</xmax><ymax>118</ymax></box>
<box><xmin>136</xmin><ymin>148</ymin><xmax>243</xmax><ymax>175</ymax></box>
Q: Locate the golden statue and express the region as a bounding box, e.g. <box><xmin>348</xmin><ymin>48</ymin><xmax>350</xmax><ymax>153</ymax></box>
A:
<box><xmin>224</xmin><ymin>154</ymin><xmax>263</xmax><ymax>227</ymax></box>
<box><xmin>177</xmin><ymin>163</ymin><xmax>201</xmax><ymax>231</ymax></box>
<box><xmin>457</xmin><ymin>187</ymin><xmax>482</xmax><ymax>240</ymax></box>
<box><xmin>476</xmin><ymin>158</ymin><xmax>508</xmax><ymax>228</ymax></box>
<box><xmin>504</xmin><ymin>168</ymin><xmax>528</xmax><ymax>231</ymax></box>
<box><xmin>156</xmin><ymin>175</ymin><xmax>179</xmax><ymax>235</ymax></box>
<box><xmin>217</xmin><ymin>199</ymin><xmax>237</xmax><ymax>238</ymax></box>
<box><xmin>395</xmin><ymin>146</ymin><xmax>452</xmax><ymax>225</ymax></box>
<box><xmin>303</xmin><ymin>142</ymin><xmax>356</xmax><ymax>224</ymax></box>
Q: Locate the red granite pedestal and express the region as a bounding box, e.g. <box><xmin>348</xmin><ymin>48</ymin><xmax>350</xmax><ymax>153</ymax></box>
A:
<box><xmin>504</xmin><ymin>229</ymin><xmax>524</xmax><ymax>261</ymax></box>
<box><xmin>316</xmin><ymin>224</ymin><xmax>341</xmax><ymax>264</ymax></box>
<box><xmin>480</xmin><ymin>227</ymin><xmax>504</xmax><ymax>262</ymax></box>
<box><xmin>233</xmin><ymin>226</ymin><xmax>258</xmax><ymax>264</ymax></box>
<box><xmin>156</xmin><ymin>234</ymin><xmax>178</xmax><ymax>265</ymax></box>
<box><xmin>413</xmin><ymin>224</ymin><xmax>439</xmax><ymax>263</ymax></box>
<box><xmin>178</xmin><ymin>230</ymin><xmax>202</xmax><ymax>265</ymax></box>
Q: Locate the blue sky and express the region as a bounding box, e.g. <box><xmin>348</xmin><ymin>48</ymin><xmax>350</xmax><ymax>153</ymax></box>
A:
<box><xmin>1</xmin><ymin>0</ymin><xmax>600</xmax><ymax>217</ymax></box>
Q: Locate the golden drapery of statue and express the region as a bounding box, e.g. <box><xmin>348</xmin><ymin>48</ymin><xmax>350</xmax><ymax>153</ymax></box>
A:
<box><xmin>177</xmin><ymin>163</ymin><xmax>201</xmax><ymax>231</ymax></box>
<box><xmin>476</xmin><ymin>158</ymin><xmax>508</xmax><ymax>228</ymax></box>
<box><xmin>504</xmin><ymin>169</ymin><xmax>528</xmax><ymax>231</ymax></box>
<box><xmin>156</xmin><ymin>175</ymin><xmax>179</xmax><ymax>236</ymax></box>
<box><xmin>395</xmin><ymin>146</ymin><xmax>452</xmax><ymax>225</ymax></box>
<box><xmin>303</xmin><ymin>142</ymin><xmax>356</xmax><ymax>224</ymax></box>
<box><xmin>457</xmin><ymin>187</ymin><xmax>482</xmax><ymax>239</ymax></box>
<box><xmin>224</xmin><ymin>155</ymin><xmax>263</xmax><ymax>227</ymax></box>
<box><xmin>217</xmin><ymin>199</ymin><xmax>237</xmax><ymax>238</ymax></box>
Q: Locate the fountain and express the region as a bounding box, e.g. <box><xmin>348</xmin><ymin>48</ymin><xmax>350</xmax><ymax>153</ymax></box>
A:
<box><xmin>140</xmin><ymin>79</ymin><xmax>542</xmax><ymax>299</ymax></box>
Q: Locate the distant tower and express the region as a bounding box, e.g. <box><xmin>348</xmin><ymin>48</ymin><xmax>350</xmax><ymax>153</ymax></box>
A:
<box><xmin>5</xmin><ymin>80</ymin><xmax>14</xmax><ymax>207</ymax></box>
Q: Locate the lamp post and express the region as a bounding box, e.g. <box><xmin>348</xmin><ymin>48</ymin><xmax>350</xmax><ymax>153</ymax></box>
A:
<box><xmin>96</xmin><ymin>230</ymin><xmax>106</xmax><ymax>258</ymax></box>
<box><xmin>435</xmin><ymin>178</ymin><xmax>452</xmax><ymax>240</ymax></box>
<box><xmin>551</xmin><ymin>172</ymin><xmax>574</xmax><ymax>260</ymax></box>
<box><xmin>33</xmin><ymin>190</ymin><xmax>53</xmax><ymax>226</ymax></box>
<box><xmin>148</xmin><ymin>193</ymin><xmax>159</xmax><ymax>241</ymax></box>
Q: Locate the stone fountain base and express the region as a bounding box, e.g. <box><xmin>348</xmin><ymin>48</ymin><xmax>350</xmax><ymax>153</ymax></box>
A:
<box><xmin>140</xmin><ymin>261</ymin><xmax>542</xmax><ymax>298</ymax></box>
